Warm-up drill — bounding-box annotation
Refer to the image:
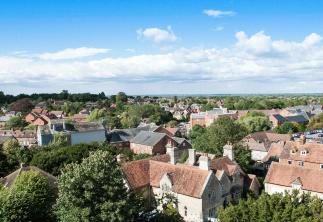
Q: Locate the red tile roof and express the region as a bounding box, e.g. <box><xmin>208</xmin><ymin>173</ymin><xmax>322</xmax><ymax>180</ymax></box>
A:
<box><xmin>149</xmin><ymin>161</ymin><xmax>209</xmax><ymax>198</ymax></box>
<box><xmin>210</xmin><ymin>156</ymin><xmax>245</xmax><ymax>177</ymax></box>
<box><xmin>165</xmin><ymin>127</ymin><xmax>179</xmax><ymax>136</ymax></box>
<box><xmin>265</xmin><ymin>162</ymin><xmax>323</xmax><ymax>193</ymax></box>
<box><xmin>280</xmin><ymin>141</ymin><xmax>323</xmax><ymax>164</ymax></box>
<box><xmin>122</xmin><ymin>154</ymin><xmax>210</xmax><ymax>198</ymax></box>
<box><xmin>122</xmin><ymin>155</ymin><xmax>170</xmax><ymax>189</ymax></box>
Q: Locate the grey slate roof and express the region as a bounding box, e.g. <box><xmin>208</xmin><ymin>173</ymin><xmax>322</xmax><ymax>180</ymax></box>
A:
<box><xmin>130</xmin><ymin>131</ymin><xmax>167</xmax><ymax>146</ymax></box>
<box><xmin>0</xmin><ymin>165</ymin><xmax>57</xmax><ymax>189</ymax></box>
<box><xmin>108</xmin><ymin>128</ymin><xmax>144</xmax><ymax>143</ymax></box>
<box><xmin>172</xmin><ymin>136</ymin><xmax>190</xmax><ymax>145</ymax></box>
<box><xmin>285</xmin><ymin>115</ymin><xmax>309</xmax><ymax>123</ymax></box>
<box><xmin>73</xmin><ymin>122</ymin><xmax>105</xmax><ymax>132</ymax></box>
<box><xmin>272</xmin><ymin>114</ymin><xmax>286</xmax><ymax>122</ymax></box>
<box><xmin>107</xmin><ymin>125</ymin><xmax>160</xmax><ymax>143</ymax></box>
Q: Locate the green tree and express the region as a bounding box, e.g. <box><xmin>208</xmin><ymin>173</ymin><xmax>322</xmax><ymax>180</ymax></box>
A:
<box><xmin>218</xmin><ymin>191</ymin><xmax>323</xmax><ymax>222</ymax></box>
<box><xmin>233</xmin><ymin>143</ymin><xmax>253</xmax><ymax>172</ymax></box>
<box><xmin>31</xmin><ymin>142</ymin><xmax>114</xmax><ymax>176</ymax></box>
<box><xmin>0</xmin><ymin>139</ymin><xmax>33</xmax><ymax>176</ymax></box>
<box><xmin>54</xmin><ymin>150</ymin><xmax>143</xmax><ymax>222</ymax></box>
<box><xmin>0</xmin><ymin>170</ymin><xmax>55</xmax><ymax>221</ymax></box>
<box><xmin>87</xmin><ymin>108</ymin><xmax>107</xmax><ymax>121</ymax></box>
<box><xmin>2</xmin><ymin>139</ymin><xmax>20</xmax><ymax>155</ymax></box>
<box><xmin>187</xmin><ymin>125</ymin><xmax>206</xmax><ymax>143</ymax></box>
<box><xmin>151</xmin><ymin>193</ymin><xmax>184</xmax><ymax>222</ymax></box>
<box><xmin>308</xmin><ymin>113</ymin><xmax>323</xmax><ymax>130</ymax></box>
<box><xmin>238</xmin><ymin>111</ymin><xmax>272</xmax><ymax>133</ymax></box>
<box><xmin>193</xmin><ymin>117</ymin><xmax>248</xmax><ymax>156</ymax></box>
<box><xmin>116</xmin><ymin>92</ymin><xmax>128</xmax><ymax>103</ymax></box>
<box><xmin>273</xmin><ymin>122</ymin><xmax>299</xmax><ymax>134</ymax></box>
<box><xmin>5</xmin><ymin>116</ymin><xmax>28</xmax><ymax>130</ymax></box>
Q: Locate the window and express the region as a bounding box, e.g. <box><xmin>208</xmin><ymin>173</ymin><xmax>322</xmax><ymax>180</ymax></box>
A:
<box><xmin>288</xmin><ymin>160</ymin><xmax>292</xmax><ymax>165</ymax></box>
<box><xmin>300</xmin><ymin>150</ymin><xmax>307</xmax><ymax>156</ymax></box>
<box><xmin>184</xmin><ymin>206</ymin><xmax>187</xmax><ymax>217</ymax></box>
<box><xmin>208</xmin><ymin>207</ymin><xmax>216</xmax><ymax>218</ymax></box>
<box><xmin>298</xmin><ymin>161</ymin><xmax>304</xmax><ymax>167</ymax></box>
<box><xmin>320</xmin><ymin>164</ymin><xmax>323</xmax><ymax>169</ymax></box>
<box><xmin>161</xmin><ymin>184</ymin><xmax>169</xmax><ymax>192</ymax></box>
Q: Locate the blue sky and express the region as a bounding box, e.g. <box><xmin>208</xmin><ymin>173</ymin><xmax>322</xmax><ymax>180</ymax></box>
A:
<box><xmin>1</xmin><ymin>0</ymin><xmax>323</xmax><ymax>95</ymax></box>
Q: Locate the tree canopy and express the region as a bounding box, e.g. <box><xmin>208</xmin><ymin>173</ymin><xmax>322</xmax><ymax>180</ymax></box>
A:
<box><xmin>54</xmin><ymin>150</ymin><xmax>143</xmax><ymax>222</ymax></box>
<box><xmin>238</xmin><ymin>111</ymin><xmax>272</xmax><ymax>133</ymax></box>
<box><xmin>191</xmin><ymin>117</ymin><xmax>253</xmax><ymax>172</ymax></box>
<box><xmin>30</xmin><ymin>142</ymin><xmax>115</xmax><ymax>176</ymax></box>
<box><xmin>308</xmin><ymin>113</ymin><xmax>323</xmax><ymax>130</ymax></box>
<box><xmin>273</xmin><ymin>122</ymin><xmax>305</xmax><ymax>134</ymax></box>
<box><xmin>218</xmin><ymin>191</ymin><xmax>323</xmax><ymax>222</ymax></box>
<box><xmin>5</xmin><ymin>116</ymin><xmax>28</xmax><ymax>130</ymax></box>
<box><xmin>0</xmin><ymin>170</ymin><xmax>55</xmax><ymax>222</ymax></box>
<box><xmin>193</xmin><ymin>116</ymin><xmax>248</xmax><ymax>155</ymax></box>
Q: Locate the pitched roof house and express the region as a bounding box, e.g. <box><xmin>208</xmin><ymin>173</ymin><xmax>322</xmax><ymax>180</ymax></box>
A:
<box><xmin>37</xmin><ymin>121</ymin><xmax>106</xmax><ymax>146</ymax></box>
<box><xmin>264</xmin><ymin>140</ymin><xmax>323</xmax><ymax>199</ymax></box>
<box><xmin>122</xmin><ymin>146</ymin><xmax>259</xmax><ymax>221</ymax></box>
<box><xmin>190</xmin><ymin>107</ymin><xmax>238</xmax><ymax>128</ymax></box>
<box><xmin>107</xmin><ymin>124</ymin><xmax>162</xmax><ymax>149</ymax></box>
<box><xmin>0</xmin><ymin>163</ymin><xmax>57</xmax><ymax>191</ymax></box>
<box><xmin>130</xmin><ymin>131</ymin><xmax>191</xmax><ymax>155</ymax></box>
<box><xmin>243</xmin><ymin>131</ymin><xmax>291</xmax><ymax>161</ymax></box>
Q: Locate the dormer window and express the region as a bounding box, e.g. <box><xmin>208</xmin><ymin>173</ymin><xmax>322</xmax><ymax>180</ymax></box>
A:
<box><xmin>161</xmin><ymin>184</ymin><xmax>170</xmax><ymax>192</ymax></box>
<box><xmin>300</xmin><ymin>150</ymin><xmax>308</xmax><ymax>156</ymax></box>
<box><xmin>290</xmin><ymin>149</ymin><xmax>297</xmax><ymax>155</ymax></box>
<box><xmin>298</xmin><ymin>161</ymin><xmax>304</xmax><ymax>167</ymax></box>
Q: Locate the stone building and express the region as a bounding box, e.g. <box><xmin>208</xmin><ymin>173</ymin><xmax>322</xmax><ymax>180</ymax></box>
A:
<box><xmin>129</xmin><ymin>131</ymin><xmax>191</xmax><ymax>155</ymax></box>
<box><xmin>122</xmin><ymin>145</ymin><xmax>259</xmax><ymax>221</ymax></box>
<box><xmin>37</xmin><ymin>120</ymin><xmax>106</xmax><ymax>146</ymax></box>
<box><xmin>243</xmin><ymin>131</ymin><xmax>291</xmax><ymax>162</ymax></box>
<box><xmin>265</xmin><ymin>138</ymin><xmax>323</xmax><ymax>200</ymax></box>
<box><xmin>190</xmin><ymin>107</ymin><xmax>238</xmax><ymax>128</ymax></box>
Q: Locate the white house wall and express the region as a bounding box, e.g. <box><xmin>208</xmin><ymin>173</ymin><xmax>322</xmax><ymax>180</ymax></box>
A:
<box><xmin>251</xmin><ymin>150</ymin><xmax>268</xmax><ymax>161</ymax></box>
<box><xmin>265</xmin><ymin>183</ymin><xmax>323</xmax><ymax>200</ymax></box>
<box><xmin>152</xmin><ymin>187</ymin><xmax>204</xmax><ymax>222</ymax></box>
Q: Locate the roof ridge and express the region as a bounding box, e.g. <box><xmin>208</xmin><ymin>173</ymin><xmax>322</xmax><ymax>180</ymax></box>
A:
<box><xmin>149</xmin><ymin>160</ymin><xmax>210</xmax><ymax>173</ymax></box>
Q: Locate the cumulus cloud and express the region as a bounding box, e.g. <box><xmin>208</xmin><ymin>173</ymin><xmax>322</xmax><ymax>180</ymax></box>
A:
<box><xmin>137</xmin><ymin>26</ymin><xmax>177</xmax><ymax>44</ymax></box>
<box><xmin>1</xmin><ymin>32</ymin><xmax>323</xmax><ymax>93</ymax></box>
<box><xmin>203</xmin><ymin>9</ymin><xmax>236</xmax><ymax>18</ymax></box>
<box><xmin>38</xmin><ymin>47</ymin><xmax>110</xmax><ymax>60</ymax></box>
<box><xmin>236</xmin><ymin>31</ymin><xmax>323</xmax><ymax>55</ymax></box>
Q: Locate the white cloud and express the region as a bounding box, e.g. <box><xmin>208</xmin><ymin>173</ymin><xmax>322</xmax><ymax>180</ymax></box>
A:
<box><xmin>38</xmin><ymin>47</ymin><xmax>110</xmax><ymax>60</ymax></box>
<box><xmin>236</xmin><ymin>31</ymin><xmax>323</xmax><ymax>55</ymax></box>
<box><xmin>1</xmin><ymin>32</ymin><xmax>323</xmax><ymax>94</ymax></box>
<box><xmin>137</xmin><ymin>26</ymin><xmax>177</xmax><ymax>44</ymax></box>
<box><xmin>203</xmin><ymin>9</ymin><xmax>236</xmax><ymax>18</ymax></box>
